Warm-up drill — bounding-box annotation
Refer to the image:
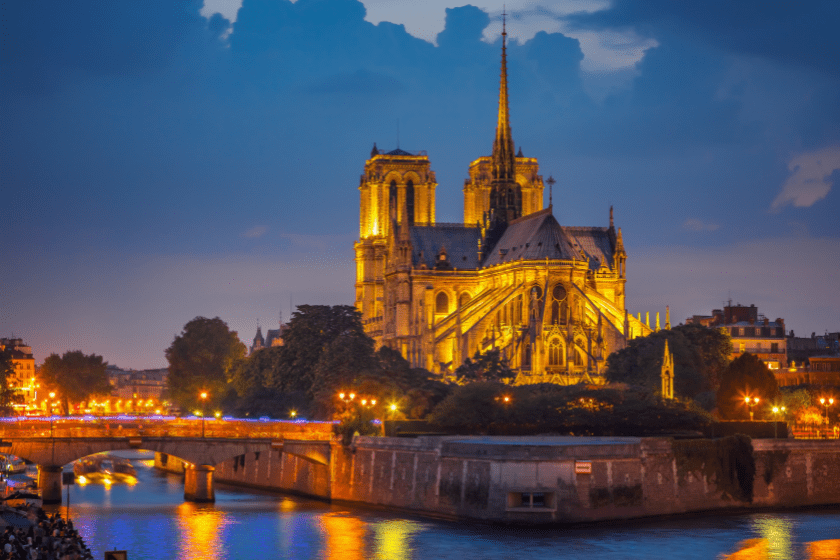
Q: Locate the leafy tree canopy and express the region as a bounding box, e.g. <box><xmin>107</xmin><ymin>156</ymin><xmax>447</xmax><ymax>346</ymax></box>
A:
<box><xmin>716</xmin><ymin>353</ymin><xmax>780</xmax><ymax>420</ymax></box>
<box><xmin>267</xmin><ymin>305</ymin><xmax>368</xmax><ymax>395</ymax></box>
<box><xmin>605</xmin><ymin>324</ymin><xmax>731</xmax><ymax>400</ymax></box>
<box><xmin>39</xmin><ymin>351</ymin><xmax>111</xmax><ymax>414</ymax></box>
<box><xmin>454</xmin><ymin>348</ymin><xmax>515</xmax><ymax>384</ymax></box>
<box><xmin>0</xmin><ymin>350</ymin><xmax>23</xmax><ymax>416</ymax></box>
<box><xmin>427</xmin><ymin>382</ymin><xmax>710</xmax><ymax>436</ymax></box>
<box><xmin>165</xmin><ymin>316</ymin><xmax>246</xmax><ymax>412</ymax></box>
<box><xmin>229</xmin><ymin>307</ymin><xmax>451</xmax><ymax>420</ymax></box>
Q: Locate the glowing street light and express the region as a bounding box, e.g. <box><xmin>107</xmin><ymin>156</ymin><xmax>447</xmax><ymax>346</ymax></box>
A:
<box><xmin>745</xmin><ymin>396</ymin><xmax>760</xmax><ymax>421</ymax></box>
<box><xmin>771</xmin><ymin>406</ymin><xmax>786</xmax><ymax>439</ymax></box>
<box><xmin>819</xmin><ymin>397</ymin><xmax>834</xmax><ymax>425</ymax></box>
<box><xmin>199</xmin><ymin>391</ymin><xmax>208</xmax><ymax>438</ymax></box>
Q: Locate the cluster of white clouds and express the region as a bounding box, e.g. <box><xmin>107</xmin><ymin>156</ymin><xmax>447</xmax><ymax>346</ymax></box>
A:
<box><xmin>771</xmin><ymin>146</ymin><xmax>840</xmax><ymax>211</ymax></box>
<box><xmin>201</xmin><ymin>0</ymin><xmax>656</xmax><ymax>73</ymax></box>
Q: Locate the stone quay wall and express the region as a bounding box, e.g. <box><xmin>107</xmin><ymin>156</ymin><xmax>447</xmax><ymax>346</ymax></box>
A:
<box><xmin>159</xmin><ymin>436</ymin><xmax>840</xmax><ymax>523</ymax></box>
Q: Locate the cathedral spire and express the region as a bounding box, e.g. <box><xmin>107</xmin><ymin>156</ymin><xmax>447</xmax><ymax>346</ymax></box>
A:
<box><xmin>492</xmin><ymin>9</ymin><xmax>515</xmax><ymax>187</ymax></box>
<box><xmin>489</xmin><ymin>8</ymin><xmax>520</xmax><ymax>224</ymax></box>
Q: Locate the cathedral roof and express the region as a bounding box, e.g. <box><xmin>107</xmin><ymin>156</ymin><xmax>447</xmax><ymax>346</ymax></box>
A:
<box><xmin>563</xmin><ymin>226</ymin><xmax>616</xmax><ymax>271</ymax></box>
<box><xmin>481</xmin><ymin>208</ymin><xmax>616</xmax><ymax>270</ymax></box>
<box><xmin>385</xmin><ymin>148</ymin><xmax>414</xmax><ymax>156</ymax></box>
<box><xmin>410</xmin><ymin>224</ymin><xmax>481</xmax><ymax>270</ymax></box>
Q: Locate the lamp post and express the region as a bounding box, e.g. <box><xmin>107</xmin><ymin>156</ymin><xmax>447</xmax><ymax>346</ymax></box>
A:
<box><xmin>771</xmin><ymin>406</ymin><xmax>786</xmax><ymax>439</ymax></box>
<box><xmin>819</xmin><ymin>397</ymin><xmax>834</xmax><ymax>426</ymax></box>
<box><xmin>49</xmin><ymin>392</ymin><xmax>56</xmax><ymax>437</ymax></box>
<box><xmin>745</xmin><ymin>396</ymin><xmax>760</xmax><ymax>421</ymax></box>
<box><xmin>200</xmin><ymin>391</ymin><xmax>208</xmax><ymax>438</ymax></box>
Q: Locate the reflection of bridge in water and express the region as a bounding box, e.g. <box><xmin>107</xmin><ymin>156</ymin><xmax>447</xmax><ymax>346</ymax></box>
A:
<box><xmin>0</xmin><ymin>417</ymin><xmax>334</xmax><ymax>504</ymax></box>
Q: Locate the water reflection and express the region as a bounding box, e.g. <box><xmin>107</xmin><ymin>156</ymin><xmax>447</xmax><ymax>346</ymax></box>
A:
<box><xmin>806</xmin><ymin>540</ymin><xmax>840</xmax><ymax>560</ymax></box>
<box><xmin>373</xmin><ymin>520</ymin><xmax>418</xmax><ymax>560</ymax></box>
<box><xmin>320</xmin><ymin>512</ymin><xmax>366</xmax><ymax>560</ymax></box>
<box><xmin>176</xmin><ymin>503</ymin><xmax>230</xmax><ymax>560</ymax></box>
<box><xmin>754</xmin><ymin>517</ymin><xmax>793</xmax><ymax>560</ymax></box>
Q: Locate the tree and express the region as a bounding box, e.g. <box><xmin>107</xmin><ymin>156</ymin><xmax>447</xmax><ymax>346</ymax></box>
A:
<box><xmin>267</xmin><ymin>305</ymin><xmax>369</xmax><ymax>395</ymax></box>
<box><xmin>716</xmin><ymin>353</ymin><xmax>780</xmax><ymax>420</ymax></box>
<box><xmin>165</xmin><ymin>316</ymin><xmax>246</xmax><ymax>413</ymax></box>
<box><xmin>0</xmin><ymin>350</ymin><xmax>23</xmax><ymax>416</ymax></box>
<box><xmin>427</xmin><ymin>382</ymin><xmax>710</xmax><ymax>436</ymax></box>
<box><xmin>605</xmin><ymin>324</ymin><xmax>731</xmax><ymax>401</ymax></box>
<box><xmin>454</xmin><ymin>348</ymin><xmax>515</xmax><ymax>384</ymax></box>
<box><xmin>39</xmin><ymin>351</ymin><xmax>111</xmax><ymax>415</ymax></box>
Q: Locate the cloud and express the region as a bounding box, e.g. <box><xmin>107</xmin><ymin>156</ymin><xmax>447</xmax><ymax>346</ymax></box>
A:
<box><xmin>771</xmin><ymin>146</ymin><xmax>840</xmax><ymax>211</ymax></box>
<box><xmin>683</xmin><ymin>218</ymin><xmax>719</xmax><ymax>232</ymax></box>
<box><xmin>242</xmin><ymin>225</ymin><xmax>268</xmax><ymax>238</ymax></box>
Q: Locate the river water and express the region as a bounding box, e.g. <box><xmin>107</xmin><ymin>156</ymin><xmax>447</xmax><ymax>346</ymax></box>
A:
<box><xmin>46</xmin><ymin>459</ymin><xmax>838</xmax><ymax>560</ymax></box>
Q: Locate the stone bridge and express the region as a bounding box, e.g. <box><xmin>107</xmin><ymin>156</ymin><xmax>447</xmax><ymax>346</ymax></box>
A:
<box><xmin>0</xmin><ymin>419</ymin><xmax>335</xmax><ymax>504</ymax></box>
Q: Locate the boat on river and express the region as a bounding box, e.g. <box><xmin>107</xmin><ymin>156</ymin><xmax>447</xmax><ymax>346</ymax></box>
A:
<box><xmin>73</xmin><ymin>455</ymin><xmax>137</xmax><ymax>484</ymax></box>
<box><xmin>0</xmin><ymin>456</ymin><xmax>27</xmax><ymax>475</ymax></box>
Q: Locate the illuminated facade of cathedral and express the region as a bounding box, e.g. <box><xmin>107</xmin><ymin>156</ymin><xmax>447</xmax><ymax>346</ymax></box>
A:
<box><xmin>354</xmin><ymin>26</ymin><xmax>652</xmax><ymax>384</ymax></box>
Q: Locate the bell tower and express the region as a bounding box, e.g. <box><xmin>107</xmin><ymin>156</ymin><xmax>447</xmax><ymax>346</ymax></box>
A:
<box><xmin>355</xmin><ymin>145</ymin><xmax>437</xmax><ymax>332</ymax></box>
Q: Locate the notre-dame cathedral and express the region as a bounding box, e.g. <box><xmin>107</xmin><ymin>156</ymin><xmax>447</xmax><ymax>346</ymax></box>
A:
<box><xmin>354</xmin><ymin>25</ymin><xmax>654</xmax><ymax>384</ymax></box>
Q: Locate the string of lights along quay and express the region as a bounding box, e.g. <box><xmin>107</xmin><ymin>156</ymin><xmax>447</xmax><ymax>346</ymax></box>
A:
<box><xmin>60</xmin><ymin>457</ymin><xmax>838</xmax><ymax>560</ymax></box>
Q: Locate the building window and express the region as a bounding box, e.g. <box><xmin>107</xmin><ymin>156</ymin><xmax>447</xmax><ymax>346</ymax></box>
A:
<box><xmin>771</xmin><ymin>343</ymin><xmax>779</xmax><ymax>353</ymax></box>
<box><xmin>459</xmin><ymin>292</ymin><xmax>471</xmax><ymax>308</ymax></box>
<box><xmin>739</xmin><ymin>328</ymin><xmax>745</xmax><ymax>336</ymax></box>
<box><xmin>740</xmin><ymin>343</ymin><xmax>746</xmax><ymax>353</ymax></box>
<box><xmin>548</xmin><ymin>338</ymin><xmax>562</xmax><ymax>366</ymax></box>
<box><xmin>435</xmin><ymin>292</ymin><xmax>449</xmax><ymax>315</ymax></box>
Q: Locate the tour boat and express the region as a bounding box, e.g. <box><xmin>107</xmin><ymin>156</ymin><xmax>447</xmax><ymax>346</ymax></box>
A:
<box><xmin>0</xmin><ymin>456</ymin><xmax>27</xmax><ymax>475</ymax></box>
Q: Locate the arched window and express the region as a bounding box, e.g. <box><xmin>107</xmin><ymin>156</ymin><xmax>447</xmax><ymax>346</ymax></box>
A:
<box><xmin>523</xmin><ymin>344</ymin><xmax>531</xmax><ymax>368</ymax></box>
<box><xmin>574</xmin><ymin>347</ymin><xmax>584</xmax><ymax>366</ymax></box>
<box><xmin>548</xmin><ymin>338</ymin><xmax>562</xmax><ymax>366</ymax></box>
<box><xmin>406</xmin><ymin>180</ymin><xmax>414</xmax><ymax>225</ymax></box>
<box><xmin>389</xmin><ymin>180</ymin><xmax>398</xmax><ymax>221</ymax></box>
<box><xmin>459</xmin><ymin>292</ymin><xmax>471</xmax><ymax>308</ymax></box>
<box><xmin>435</xmin><ymin>292</ymin><xmax>449</xmax><ymax>315</ymax></box>
<box><xmin>551</xmin><ymin>301</ymin><xmax>559</xmax><ymax>324</ymax></box>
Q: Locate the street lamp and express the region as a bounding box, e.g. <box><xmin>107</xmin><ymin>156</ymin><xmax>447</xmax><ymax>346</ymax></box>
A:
<box><xmin>200</xmin><ymin>391</ymin><xmax>208</xmax><ymax>438</ymax></box>
<box><xmin>745</xmin><ymin>396</ymin><xmax>760</xmax><ymax>421</ymax></box>
<box><xmin>772</xmin><ymin>406</ymin><xmax>786</xmax><ymax>439</ymax></box>
<box><xmin>819</xmin><ymin>397</ymin><xmax>834</xmax><ymax>425</ymax></box>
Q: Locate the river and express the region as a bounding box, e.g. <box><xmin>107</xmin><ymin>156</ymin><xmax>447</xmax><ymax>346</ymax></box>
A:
<box><xmin>45</xmin><ymin>458</ymin><xmax>838</xmax><ymax>559</ymax></box>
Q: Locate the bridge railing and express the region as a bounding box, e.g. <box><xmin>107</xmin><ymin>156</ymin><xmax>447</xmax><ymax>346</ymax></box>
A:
<box><xmin>0</xmin><ymin>416</ymin><xmax>336</xmax><ymax>440</ymax></box>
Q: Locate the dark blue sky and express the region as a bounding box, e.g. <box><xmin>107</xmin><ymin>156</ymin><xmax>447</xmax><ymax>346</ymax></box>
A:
<box><xmin>2</xmin><ymin>0</ymin><xmax>838</xmax><ymax>369</ymax></box>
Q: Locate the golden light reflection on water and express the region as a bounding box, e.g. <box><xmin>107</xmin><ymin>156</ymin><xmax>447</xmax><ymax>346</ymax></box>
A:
<box><xmin>373</xmin><ymin>519</ymin><xmax>418</xmax><ymax>560</ymax></box>
<box><xmin>176</xmin><ymin>503</ymin><xmax>229</xmax><ymax>560</ymax></box>
<box><xmin>807</xmin><ymin>540</ymin><xmax>840</xmax><ymax>560</ymax></box>
<box><xmin>720</xmin><ymin>538</ymin><xmax>768</xmax><ymax>560</ymax></box>
<box><xmin>754</xmin><ymin>517</ymin><xmax>792</xmax><ymax>560</ymax></box>
<box><xmin>320</xmin><ymin>512</ymin><xmax>366</xmax><ymax>560</ymax></box>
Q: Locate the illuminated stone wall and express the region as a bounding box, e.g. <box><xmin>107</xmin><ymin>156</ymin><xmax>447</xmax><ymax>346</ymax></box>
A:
<box><xmin>212</xmin><ymin>436</ymin><xmax>840</xmax><ymax>524</ymax></box>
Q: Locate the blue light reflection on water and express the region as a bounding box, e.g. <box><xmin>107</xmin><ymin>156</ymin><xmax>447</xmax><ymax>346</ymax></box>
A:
<box><xmin>58</xmin><ymin>461</ymin><xmax>839</xmax><ymax>560</ymax></box>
